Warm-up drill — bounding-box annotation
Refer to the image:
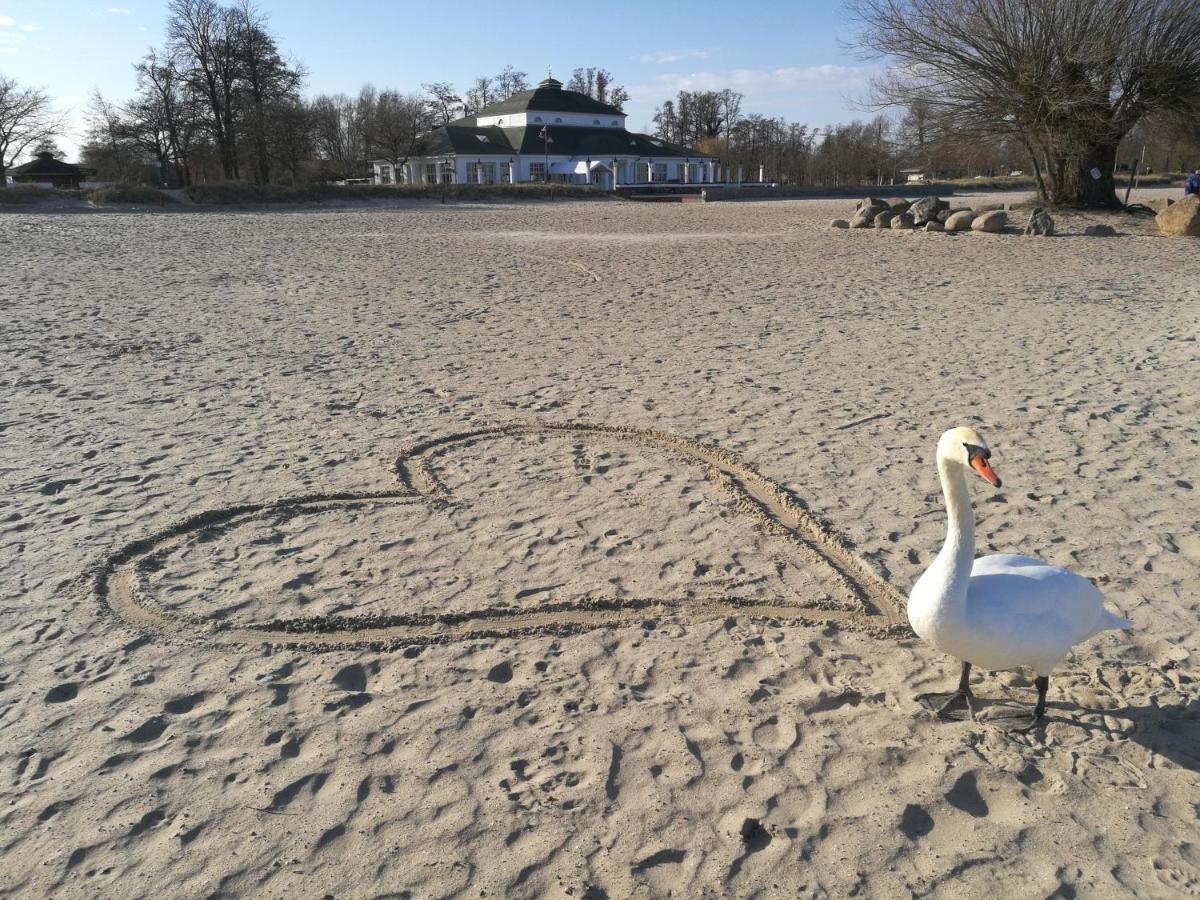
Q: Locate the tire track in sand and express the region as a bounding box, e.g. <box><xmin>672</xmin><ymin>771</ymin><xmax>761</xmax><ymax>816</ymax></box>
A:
<box><xmin>94</xmin><ymin>422</ymin><xmax>908</xmax><ymax>651</ymax></box>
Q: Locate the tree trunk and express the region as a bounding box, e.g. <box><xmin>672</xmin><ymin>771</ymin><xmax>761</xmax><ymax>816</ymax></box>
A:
<box><xmin>1053</xmin><ymin>142</ymin><xmax>1120</xmax><ymax>208</ymax></box>
<box><xmin>0</xmin><ymin>163</ymin><xmax>6</xmax><ymax>188</ymax></box>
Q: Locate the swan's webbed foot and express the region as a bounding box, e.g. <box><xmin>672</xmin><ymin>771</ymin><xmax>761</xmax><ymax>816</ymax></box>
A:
<box><xmin>1006</xmin><ymin>675</ymin><xmax>1049</xmax><ymax>734</ymax></box>
<box><xmin>934</xmin><ymin>688</ymin><xmax>974</xmax><ymax>721</ymax></box>
<box><xmin>922</xmin><ymin>660</ymin><xmax>975</xmax><ymax>721</ymax></box>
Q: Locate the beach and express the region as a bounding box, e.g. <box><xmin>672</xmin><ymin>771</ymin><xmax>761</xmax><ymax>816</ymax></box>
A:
<box><xmin>1</xmin><ymin>193</ymin><xmax>1198</xmax><ymax>897</ymax></box>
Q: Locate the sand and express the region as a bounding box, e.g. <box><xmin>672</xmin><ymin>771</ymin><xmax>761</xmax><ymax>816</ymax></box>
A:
<box><xmin>1</xmin><ymin>191</ymin><xmax>1198</xmax><ymax>898</ymax></box>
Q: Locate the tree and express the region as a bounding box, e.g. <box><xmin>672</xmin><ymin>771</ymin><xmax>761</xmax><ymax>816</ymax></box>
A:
<box><xmin>462</xmin><ymin>76</ymin><xmax>495</xmax><ymax>116</ymax></box>
<box><xmin>231</xmin><ymin>0</ymin><xmax>303</xmax><ymax>184</ymax></box>
<box><xmin>0</xmin><ymin>76</ymin><xmax>60</xmax><ymax>186</ymax></box>
<box><xmin>421</xmin><ymin>82</ymin><xmax>462</xmax><ymax>126</ymax></box>
<box><xmin>367</xmin><ymin>90</ymin><xmax>429</xmax><ymax>182</ymax></box>
<box><xmin>135</xmin><ymin>49</ymin><xmax>203</xmax><ymax>186</ymax></box>
<box><xmin>567</xmin><ymin>67</ymin><xmax>629</xmax><ymax>110</ymax></box>
<box><xmin>495</xmin><ymin>66</ymin><xmax>528</xmax><ymax>100</ymax></box>
<box><xmin>168</xmin><ymin>0</ymin><xmax>243</xmax><ymax>179</ymax></box>
<box><xmin>847</xmin><ymin>0</ymin><xmax>1200</xmax><ymax>207</ymax></box>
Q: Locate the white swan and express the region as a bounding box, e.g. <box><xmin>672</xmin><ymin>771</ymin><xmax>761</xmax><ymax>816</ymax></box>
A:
<box><xmin>908</xmin><ymin>427</ymin><xmax>1131</xmax><ymax>728</ymax></box>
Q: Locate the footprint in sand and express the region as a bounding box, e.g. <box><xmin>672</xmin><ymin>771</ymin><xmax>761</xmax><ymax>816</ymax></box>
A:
<box><xmin>92</xmin><ymin>421</ymin><xmax>909</xmax><ymax>652</ymax></box>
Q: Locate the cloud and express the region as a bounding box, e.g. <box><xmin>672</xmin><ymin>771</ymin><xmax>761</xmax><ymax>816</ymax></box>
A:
<box><xmin>637</xmin><ymin>65</ymin><xmax>870</xmax><ymax>98</ymax></box>
<box><xmin>106</xmin><ymin>6</ymin><xmax>131</xmax><ymax>13</ymax></box>
<box><xmin>0</xmin><ymin>30</ymin><xmax>25</xmax><ymax>51</ymax></box>
<box><xmin>637</xmin><ymin>49</ymin><xmax>709</xmax><ymax>65</ymax></box>
<box><xmin>0</xmin><ymin>15</ymin><xmax>14</xmax><ymax>26</ymax></box>
<box><xmin>21</xmin><ymin>23</ymin><xmax>40</xmax><ymax>31</ymax></box>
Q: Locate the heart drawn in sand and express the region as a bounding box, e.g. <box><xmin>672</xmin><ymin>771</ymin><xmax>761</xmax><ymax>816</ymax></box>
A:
<box><xmin>93</xmin><ymin>422</ymin><xmax>908</xmax><ymax>651</ymax></box>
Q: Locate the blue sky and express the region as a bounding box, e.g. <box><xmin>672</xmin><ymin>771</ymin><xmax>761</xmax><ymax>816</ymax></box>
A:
<box><xmin>0</xmin><ymin>1</ymin><xmax>876</xmax><ymax>159</ymax></box>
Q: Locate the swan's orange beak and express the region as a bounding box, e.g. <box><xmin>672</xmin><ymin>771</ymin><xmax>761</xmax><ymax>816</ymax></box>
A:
<box><xmin>970</xmin><ymin>456</ymin><xmax>1002</xmax><ymax>488</ymax></box>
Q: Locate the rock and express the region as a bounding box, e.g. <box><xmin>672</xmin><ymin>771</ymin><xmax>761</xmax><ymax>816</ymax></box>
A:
<box><xmin>830</xmin><ymin>218</ymin><xmax>849</xmax><ymax>229</ymax></box>
<box><xmin>1023</xmin><ymin>208</ymin><xmax>1055</xmax><ymax>236</ymax></box>
<box><xmin>1083</xmin><ymin>223</ymin><xmax>1117</xmax><ymax>237</ymax></box>
<box><xmin>1145</xmin><ymin>197</ymin><xmax>1174</xmax><ymax>212</ymax></box>
<box><xmin>873</xmin><ymin>210</ymin><xmax>894</xmax><ymax>229</ymax></box>
<box><xmin>850</xmin><ymin>202</ymin><xmax>888</xmax><ymax>227</ymax></box>
<box><xmin>944</xmin><ymin>210</ymin><xmax>975</xmax><ymax>232</ymax></box>
<box><xmin>971</xmin><ymin>210</ymin><xmax>1007</xmax><ymax>233</ymax></box>
<box><xmin>857</xmin><ymin>196</ymin><xmax>888</xmax><ymax>210</ymax></box>
<box><xmin>890</xmin><ymin>212</ymin><xmax>915</xmax><ymax>230</ymax></box>
<box><xmin>972</xmin><ymin>201</ymin><xmax>1006</xmax><ymax>213</ymax></box>
<box><xmin>909</xmin><ymin>196</ymin><xmax>940</xmax><ymax>225</ymax></box>
<box><xmin>924</xmin><ymin>220</ymin><xmax>944</xmax><ymax>232</ymax></box>
<box><xmin>885</xmin><ymin>198</ymin><xmax>911</xmax><ymax>213</ymax></box>
<box><xmin>937</xmin><ymin>207</ymin><xmax>970</xmax><ymax>223</ymax></box>
<box><xmin>935</xmin><ymin>199</ymin><xmax>951</xmax><ymax>213</ymax></box>
<box><xmin>1156</xmin><ymin>196</ymin><xmax>1200</xmax><ymax>237</ymax></box>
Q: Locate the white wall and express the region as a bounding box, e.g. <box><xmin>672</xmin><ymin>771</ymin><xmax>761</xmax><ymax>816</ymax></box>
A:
<box><xmin>475</xmin><ymin>112</ymin><xmax>626</xmax><ymax>129</ymax></box>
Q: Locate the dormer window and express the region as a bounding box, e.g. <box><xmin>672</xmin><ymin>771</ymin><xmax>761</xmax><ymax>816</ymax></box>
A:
<box><xmin>593</xmin><ymin>119</ymin><xmax>600</xmax><ymax>125</ymax></box>
<box><xmin>555</xmin><ymin>117</ymin><xmax>562</xmax><ymax>123</ymax></box>
<box><xmin>611</xmin><ymin>120</ymin><xmax>619</xmax><ymax>126</ymax></box>
<box><xmin>534</xmin><ymin>116</ymin><xmax>543</xmax><ymax>123</ymax></box>
<box><xmin>475</xmin><ymin>135</ymin><xmax>489</xmax><ymax>144</ymax></box>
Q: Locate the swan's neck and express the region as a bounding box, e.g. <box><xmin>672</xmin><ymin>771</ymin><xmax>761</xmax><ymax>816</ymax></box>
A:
<box><xmin>928</xmin><ymin>457</ymin><xmax>976</xmax><ymax>607</ymax></box>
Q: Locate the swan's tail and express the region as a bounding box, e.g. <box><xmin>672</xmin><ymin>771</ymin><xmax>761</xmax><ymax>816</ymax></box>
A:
<box><xmin>1101</xmin><ymin>609</ymin><xmax>1132</xmax><ymax>631</ymax></box>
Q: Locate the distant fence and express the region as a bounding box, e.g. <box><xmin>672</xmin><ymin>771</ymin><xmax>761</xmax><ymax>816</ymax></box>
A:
<box><xmin>616</xmin><ymin>183</ymin><xmax>958</xmax><ymax>203</ymax></box>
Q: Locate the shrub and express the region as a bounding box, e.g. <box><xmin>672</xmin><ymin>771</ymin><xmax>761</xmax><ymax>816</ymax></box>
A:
<box><xmin>85</xmin><ymin>185</ymin><xmax>177</xmax><ymax>206</ymax></box>
<box><xmin>185</xmin><ymin>181</ymin><xmax>615</xmax><ymax>205</ymax></box>
<box><xmin>0</xmin><ymin>184</ymin><xmax>68</xmax><ymax>205</ymax></box>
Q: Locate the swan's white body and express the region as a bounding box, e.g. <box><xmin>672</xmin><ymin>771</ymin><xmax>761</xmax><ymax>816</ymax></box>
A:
<box><xmin>908</xmin><ymin>428</ymin><xmax>1130</xmax><ymax>677</ymax></box>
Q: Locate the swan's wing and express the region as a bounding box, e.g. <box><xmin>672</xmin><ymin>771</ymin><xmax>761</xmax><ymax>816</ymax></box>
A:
<box><xmin>970</xmin><ymin>553</ymin><xmax>1051</xmax><ymax>575</ymax></box>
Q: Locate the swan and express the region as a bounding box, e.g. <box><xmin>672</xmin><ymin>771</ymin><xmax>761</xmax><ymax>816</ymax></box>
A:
<box><xmin>908</xmin><ymin>427</ymin><xmax>1131</xmax><ymax>729</ymax></box>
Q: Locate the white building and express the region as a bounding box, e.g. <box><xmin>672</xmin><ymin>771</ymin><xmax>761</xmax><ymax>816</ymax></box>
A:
<box><xmin>371</xmin><ymin>77</ymin><xmax>720</xmax><ymax>190</ymax></box>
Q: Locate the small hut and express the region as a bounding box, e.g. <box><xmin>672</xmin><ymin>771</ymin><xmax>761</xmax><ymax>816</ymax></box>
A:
<box><xmin>11</xmin><ymin>152</ymin><xmax>85</xmax><ymax>189</ymax></box>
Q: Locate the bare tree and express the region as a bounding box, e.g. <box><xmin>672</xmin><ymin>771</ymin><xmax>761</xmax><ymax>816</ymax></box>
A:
<box><xmin>462</xmin><ymin>76</ymin><xmax>495</xmax><ymax>116</ymax></box>
<box><xmin>231</xmin><ymin>0</ymin><xmax>303</xmax><ymax>184</ymax></box>
<box><xmin>167</xmin><ymin>0</ymin><xmax>242</xmax><ymax>179</ymax></box>
<box><xmin>421</xmin><ymin>82</ymin><xmax>462</xmax><ymax>126</ymax></box>
<box><xmin>495</xmin><ymin>66</ymin><xmax>528</xmax><ymax>100</ymax></box>
<box><xmin>0</xmin><ymin>76</ymin><xmax>60</xmax><ymax>186</ymax></box>
<box><xmin>567</xmin><ymin>67</ymin><xmax>629</xmax><ymax>110</ymax></box>
<box><xmin>847</xmin><ymin>0</ymin><xmax>1200</xmax><ymax>207</ymax></box>
<box><xmin>367</xmin><ymin>90</ymin><xmax>429</xmax><ymax>182</ymax></box>
<box><xmin>135</xmin><ymin>49</ymin><xmax>202</xmax><ymax>186</ymax></box>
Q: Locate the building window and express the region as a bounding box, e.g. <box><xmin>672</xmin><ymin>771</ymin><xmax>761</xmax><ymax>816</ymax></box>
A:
<box><xmin>554</xmin><ymin>117</ymin><xmax>562</xmax><ymax>123</ymax></box>
<box><xmin>534</xmin><ymin>116</ymin><xmax>543</xmax><ymax>123</ymax></box>
<box><xmin>471</xmin><ymin>162</ymin><xmax>496</xmax><ymax>184</ymax></box>
<box><xmin>593</xmin><ymin>119</ymin><xmax>600</xmax><ymax>125</ymax></box>
<box><xmin>654</xmin><ymin>163</ymin><xmax>667</xmax><ymax>180</ymax></box>
<box><xmin>612</xmin><ymin>120</ymin><xmax>619</xmax><ymax>126</ymax></box>
<box><xmin>528</xmin><ymin>161</ymin><xmax>546</xmax><ymax>182</ymax></box>
<box><xmin>379</xmin><ymin>166</ymin><xmax>392</xmax><ymax>184</ymax></box>
<box><xmin>424</xmin><ymin>163</ymin><xmax>438</xmax><ymax>184</ymax></box>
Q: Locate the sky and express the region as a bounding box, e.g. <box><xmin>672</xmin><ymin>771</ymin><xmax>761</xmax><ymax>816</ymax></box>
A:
<box><xmin>0</xmin><ymin>1</ymin><xmax>879</xmax><ymax>161</ymax></box>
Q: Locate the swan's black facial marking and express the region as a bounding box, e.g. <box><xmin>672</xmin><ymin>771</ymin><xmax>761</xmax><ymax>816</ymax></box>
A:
<box><xmin>963</xmin><ymin>443</ymin><xmax>991</xmax><ymax>461</ymax></box>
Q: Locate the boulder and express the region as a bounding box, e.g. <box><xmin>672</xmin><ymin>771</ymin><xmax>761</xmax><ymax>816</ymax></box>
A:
<box><xmin>830</xmin><ymin>218</ymin><xmax>849</xmax><ymax>229</ymax></box>
<box><xmin>944</xmin><ymin>210</ymin><xmax>975</xmax><ymax>232</ymax></box>
<box><xmin>935</xmin><ymin>199</ymin><xmax>951</xmax><ymax>213</ymax></box>
<box><xmin>1145</xmin><ymin>197</ymin><xmax>1174</xmax><ymax>212</ymax></box>
<box><xmin>909</xmin><ymin>196</ymin><xmax>940</xmax><ymax>225</ymax></box>
<box><xmin>1083</xmin><ymin>223</ymin><xmax>1117</xmax><ymax>237</ymax></box>
<box><xmin>857</xmin><ymin>196</ymin><xmax>888</xmax><ymax>210</ymax></box>
<box><xmin>971</xmin><ymin>210</ymin><xmax>1007</xmax><ymax>233</ymax></box>
<box><xmin>937</xmin><ymin>207</ymin><xmax>971</xmax><ymax>223</ymax></box>
<box><xmin>850</xmin><ymin>202</ymin><xmax>888</xmax><ymax>227</ymax></box>
<box><xmin>1023</xmin><ymin>208</ymin><xmax>1055</xmax><ymax>236</ymax></box>
<box><xmin>873</xmin><ymin>210</ymin><xmax>894</xmax><ymax>229</ymax></box>
<box><xmin>924</xmin><ymin>220</ymin><xmax>944</xmax><ymax>232</ymax></box>
<box><xmin>973</xmin><ymin>202</ymin><xmax>1006</xmax><ymax>213</ymax></box>
<box><xmin>1156</xmin><ymin>195</ymin><xmax>1200</xmax><ymax>237</ymax></box>
<box><xmin>890</xmin><ymin>212</ymin><xmax>915</xmax><ymax>230</ymax></box>
<box><xmin>885</xmin><ymin>198</ymin><xmax>911</xmax><ymax>213</ymax></box>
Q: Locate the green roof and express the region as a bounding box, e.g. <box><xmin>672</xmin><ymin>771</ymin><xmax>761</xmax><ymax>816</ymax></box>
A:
<box><xmin>473</xmin><ymin>77</ymin><xmax>624</xmax><ymax>118</ymax></box>
<box><xmin>412</xmin><ymin>118</ymin><xmax>706</xmax><ymax>161</ymax></box>
<box><xmin>12</xmin><ymin>152</ymin><xmax>83</xmax><ymax>176</ymax></box>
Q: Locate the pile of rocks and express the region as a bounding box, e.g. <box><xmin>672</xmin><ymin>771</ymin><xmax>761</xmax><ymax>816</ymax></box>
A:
<box><xmin>830</xmin><ymin>196</ymin><xmax>1011</xmax><ymax>234</ymax></box>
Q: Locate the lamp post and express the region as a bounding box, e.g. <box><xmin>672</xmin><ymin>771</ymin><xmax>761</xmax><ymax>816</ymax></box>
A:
<box><xmin>540</xmin><ymin>125</ymin><xmax>549</xmax><ymax>182</ymax></box>
<box><xmin>508</xmin><ymin>156</ymin><xmax>514</xmax><ymax>185</ymax></box>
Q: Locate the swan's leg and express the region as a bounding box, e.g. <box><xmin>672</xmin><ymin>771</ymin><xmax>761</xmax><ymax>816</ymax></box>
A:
<box><xmin>1009</xmin><ymin>675</ymin><xmax>1049</xmax><ymax>733</ymax></box>
<box><xmin>934</xmin><ymin>661</ymin><xmax>974</xmax><ymax>720</ymax></box>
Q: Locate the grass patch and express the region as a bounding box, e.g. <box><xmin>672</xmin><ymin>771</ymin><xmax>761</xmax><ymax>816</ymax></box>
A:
<box><xmin>0</xmin><ymin>185</ymin><xmax>71</xmax><ymax>205</ymax></box>
<box><xmin>186</xmin><ymin>181</ymin><xmax>612</xmax><ymax>205</ymax></box>
<box><xmin>85</xmin><ymin>185</ymin><xmax>177</xmax><ymax>206</ymax></box>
